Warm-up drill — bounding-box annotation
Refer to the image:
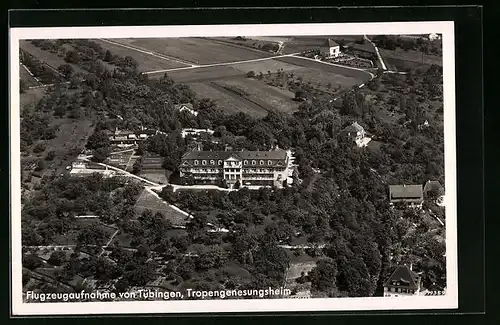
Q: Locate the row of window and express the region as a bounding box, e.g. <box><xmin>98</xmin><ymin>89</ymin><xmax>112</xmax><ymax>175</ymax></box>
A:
<box><xmin>386</xmin><ymin>287</ymin><xmax>415</xmax><ymax>294</ymax></box>
<box><xmin>192</xmin><ymin>159</ymin><xmax>275</xmax><ymax>166</ymax></box>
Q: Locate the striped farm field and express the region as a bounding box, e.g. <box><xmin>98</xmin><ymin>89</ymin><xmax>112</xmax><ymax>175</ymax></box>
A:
<box><xmin>134</xmin><ymin>189</ymin><xmax>187</xmax><ymax>226</ymax></box>
<box><xmin>214</xmin><ymin>78</ymin><xmax>299</xmax><ymax>114</ymax></box>
<box><xmin>189</xmin><ymin>82</ymin><xmax>269</xmax><ymax>117</ymax></box>
<box><xmin>92</xmin><ymin>39</ymin><xmax>189</xmax><ymax>72</ymax></box>
<box><xmin>112</xmin><ymin>38</ymin><xmax>272</xmax><ymax>65</ymax></box>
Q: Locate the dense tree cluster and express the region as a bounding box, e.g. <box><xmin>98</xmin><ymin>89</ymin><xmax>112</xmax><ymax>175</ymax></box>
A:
<box><xmin>372</xmin><ymin>35</ymin><xmax>442</xmax><ymax>56</ymax></box>
<box><xmin>22</xmin><ymin>174</ymin><xmax>141</xmax><ymax>246</ymax></box>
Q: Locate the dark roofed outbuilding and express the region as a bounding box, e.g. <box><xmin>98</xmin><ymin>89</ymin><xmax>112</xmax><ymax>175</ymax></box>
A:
<box><xmin>389</xmin><ymin>184</ymin><xmax>423</xmax><ymax>204</ymax></box>
<box><xmin>384</xmin><ymin>265</ymin><xmax>420</xmax><ymax>291</ymax></box>
<box><xmin>423</xmin><ymin>180</ymin><xmax>444</xmax><ymax>196</ymax></box>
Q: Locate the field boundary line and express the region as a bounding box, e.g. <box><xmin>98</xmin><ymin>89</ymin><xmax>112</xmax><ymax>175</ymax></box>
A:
<box><xmin>196</xmin><ymin>37</ymin><xmax>279</xmax><ymax>56</ymax></box>
<box><xmin>98</xmin><ymin>38</ymin><xmax>196</xmax><ymax>67</ymax></box>
<box><xmin>144</xmin><ymin>52</ymin><xmax>302</xmax><ymax>75</ymax></box>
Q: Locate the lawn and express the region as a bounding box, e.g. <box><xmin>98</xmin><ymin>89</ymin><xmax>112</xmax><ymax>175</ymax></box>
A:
<box><xmin>40</xmin><ymin>119</ymin><xmax>95</xmax><ymax>177</ymax></box>
<box><xmin>287</xmin><ymin>68</ymin><xmax>364</xmax><ymax>92</ymax></box>
<box><xmin>92</xmin><ymin>39</ymin><xmax>188</xmax><ymax>72</ymax></box>
<box><xmin>20</xmin><ymin>40</ymin><xmax>87</xmax><ymax>75</ymax></box>
<box><xmin>230</xmin><ymin>58</ymin><xmax>305</xmax><ymax>74</ymax></box>
<box><xmin>161</xmin><ymin>65</ymin><xmax>244</xmax><ymax>83</ymax></box>
<box><xmin>215</xmin><ymin>78</ymin><xmax>299</xmax><ymax>114</ymax></box>
<box><xmin>113</xmin><ymin>38</ymin><xmax>272</xmax><ymax>65</ymax></box>
<box><xmin>138</xmin><ymin>171</ymin><xmax>170</xmax><ymax>185</ymax></box>
<box><xmin>134</xmin><ymin>189</ymin><xmax>188</xmax><ymax>226</ymax></box>
<box><xmin>379</xmin><ymin>48</ymin><xmax>442</xmax><ymax>66</ymax></box>
<box><xmin>20</xmin><ymin>87</ymin><xmax>46</xmax><ymax>110</ymax></box>
<box><xmin>189</xmin><ymin>82</ymin><xmax>269</xmax><ymax>117</ymax></box>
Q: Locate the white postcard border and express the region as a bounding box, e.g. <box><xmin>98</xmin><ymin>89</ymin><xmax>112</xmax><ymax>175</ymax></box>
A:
<box><xmin>10</xmin><ymin>21</ymin><xmax>457</xmax><ymax>315</ymax></box>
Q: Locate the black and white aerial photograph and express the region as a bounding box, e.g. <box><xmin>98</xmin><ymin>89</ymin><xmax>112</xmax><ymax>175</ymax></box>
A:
<box><xmin>10</xmin><ymin>21</ymin><xmax>457</xmax><ymax>315</ymax></box>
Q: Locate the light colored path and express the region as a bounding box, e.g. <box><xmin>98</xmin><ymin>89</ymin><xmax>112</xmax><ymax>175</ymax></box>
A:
<box><xmin>364</xmin><ymin>35</ymin><xmax>387</xmax><ymax>71</ymax></box>
<box><xmin>98</xmin><ymin>38</ymin><xmax>197</xmax><ymax>67</ymax></box>
<box><xmin>81</xmin><ymin>157</ymin><xmax>160</xmax><ymax>187</ymax></box>
<box><xmin>144</xmin><ymin>52</ymin><xmax>302</xmax><ymax>75</ymax></box>
<box><xmin>278</xmin><ymin>244</ymin><xmax>326</xmax><ymax>249</ymax></box>
<box><xmin>21</xmin><ymin>63</ymin><xmax>42</xmax><ymax>84</ymax></box>
<box><xmin>110</xmin><ymin>148</ymin><xmax>136</xmax><ymax>155</ymax></box>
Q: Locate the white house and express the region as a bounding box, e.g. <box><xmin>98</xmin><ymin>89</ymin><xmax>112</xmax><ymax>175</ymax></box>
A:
<box><xmin>428</xmin><ymin>33</ymin><xmax>441</xmax><ymax>41</ymax></box>
<box><xmin>320</xmin><ymin>39</ymin><xmax>341</xmax><ymax>58</ymax></box>
<box><xmin>175</xmin><ymin>103</ymin><xmax>198</xmax><ymax>117</ymax></box>
<box><xmin>343</xmin><ymin>122</ymin><xmax>371</xmax><ymax>147</ymax></box>
<box><xmin>181</xmin><ymin>128</ymin><xmax>215</xmax><ymax>139</ymax></box>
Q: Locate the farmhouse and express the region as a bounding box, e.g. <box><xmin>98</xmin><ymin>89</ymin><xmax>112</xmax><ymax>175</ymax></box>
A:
<box><xmin>383</xmin><ymin>265</ymin><xmax>422</xmax><ymax>297</ymax></box>
<box><xmin>181</xmin><ymin>128</ymin><xmax>215</xmax><ymax>139</ymax></box>
<box><xmin>175</xmin><ymin>103</ymin><xmax>198</xmax><ymax>116</ymax></box>
<box><xmin>108</xmin><ymin>127</ymin><xmax>162</xmax><ymax>145</ymax></box>
<box><xmin>69</xmin><ymin>160</ymin><xmax>116</xmax><ymax>178</ymax></box>
<box><xmin>319</xmin><ymin>39</ymin><xmax>341</xmax><ymax>58</ymax></box>
<box><xmin>179</xmin><ymin>146</ymin><xmax>291</xmax><ymax>189</ymax></box>
<box><xmin>343</xmin><ymin>122</ymin><xmax>371</xmax><ymax>147</ymax></box>
<box><xmin>389</xmin><ymin>184</ymin><xmax>424</xmax><ymax>208</ymax></box>
<box><xmin>428</xmin><ymin>33</ymin><xmax>441</xmax><ymax>41</ymax></box>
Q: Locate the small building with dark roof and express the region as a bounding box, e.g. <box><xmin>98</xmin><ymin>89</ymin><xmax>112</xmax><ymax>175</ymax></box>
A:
<box><xmin>384</xmin><ymin>265</ymin><xmax>422</xmax><ymax>297</ymax></box>
<box><xmin>389</xmin><ymin>184</ymin><xmax>424</xmax><ymax>208</ymax></box>
<box><xmin>423</xmin><ymin>180</ymin><xmax>444</xmax><ymax>197</ymax></box>
<box><xmin>175</xmin><ymin>103</ymin><xmax>198</xmax><ymax>116</ymax></box>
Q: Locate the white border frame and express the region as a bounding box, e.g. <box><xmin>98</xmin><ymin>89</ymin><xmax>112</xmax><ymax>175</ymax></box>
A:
<box><xmin>10</xmin><ymin>21</ymin><xmax>457</xmax><ymax>315</ymax></box>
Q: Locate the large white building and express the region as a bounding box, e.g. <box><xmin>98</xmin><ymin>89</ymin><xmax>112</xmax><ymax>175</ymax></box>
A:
<box><xmin>179</xmin><ymin>147</ymin><xmax>291</xmax><ymax>189</ymax></box>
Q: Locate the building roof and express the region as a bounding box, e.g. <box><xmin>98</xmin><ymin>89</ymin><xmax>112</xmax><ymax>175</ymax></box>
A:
<box><xmin>423</xmin><ymin>180</ymin><xmax>444</xmax><ymax>195</ymax></box>
<box><xmin>346</xmin><ymin>42</ymin><xmax>376</xmax><ymax>53</ymax></box>
<box><xmin>182</xmin><ymin>148</ymin><xmax>288</xmax><ymax>161</ymax></box>
<box><xmin>175</xmin><ymin>103</ymin><xmax>194</xmax><ymax>110</ymax></box>
<box><xmin>327</xmin><ymin>39</ymin><xmax>339</xmax><ymax>47</ymax></box>
<box><xmin>384</xmin><ymin>265</ymin><xmax>420</xmax><ymax>290</ymax></box>
<box><xmin>389</xmin><ymin>184</ymin><xmax>423</xmax><ymax>200</ymax></box>
<box><xmin>344</xmin><ymin>122</ymin><xmax>365</xmax><ymax>134</ymax></box>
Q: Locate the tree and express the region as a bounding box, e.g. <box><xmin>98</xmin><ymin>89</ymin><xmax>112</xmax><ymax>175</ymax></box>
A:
<box><xmin>104</xmin><ymin>50</ymin><xmax>113</xmax><ymax>62</ymax></box>
<box><xmin>20</xmin><ymin>79</ymin><xmax>27</xmax><ymax>93</ymax></box>
<box><xmin>35</xmin><ymin>160</ymin><xmax>45</xmax><ymax>171</ymax></box>
<box><xmin>53</xmin><ymin>104</ymin><xmax>66</xmax><ymax>117</ymax></box>
<box><xmin>58</xmin><ymin>64</ymin><xmax>74</xmax><ymax>78</ymax></box>
<box><xmin>48</xmin><ymin>250</ymin><xmax>67</xmax><ymax>266</ymax></box>
<box><xmin>91</xmin><ymin>147</ymin><xmax>111</xmax><ymax>163</ymax></box>
<box><xmin>77</xmin><ymin>224</ymin><xmax>107</xmax><ymax>246</ymax></box>
<box><xmin>233</xmin><ymin>180</ymin><xmax>241</xmax><ymax>189</ymax></box>
<box><xmin>132</xmin><ymin>158</ymin><xmax>142</xmax><ymax>174</ymax></box>
<box><xmin>23</xmin><ymin>254</ymin><xmax>42</xmax><ymax>270</ymax></box>
<box><xmin>246</xmin><ymin>71</ymin><xmax>256</xmax><ymax>78</ymax></box>
<box><xmin>86</xmin><ymin>130</ymin><xmax>110</xmax><ymax>150</ymax></box>
<box><xmin>33</xmin><ymin>141</ymin><xmax>47</xmax><ymax>153</ymax></box>
<box><xmin>64</xmin><ymin>50</ymin><xmax>80</xmax><ymax>64</ymax></box>
<box><xmin>294</xmin><ymin>89</ymin><xmax>306</xmax><ymax>101</ymax></box>
<box><xmin>308</xmin><ymin>258</ymin><xmax>338</xmax><ymax>293</ymax></box>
